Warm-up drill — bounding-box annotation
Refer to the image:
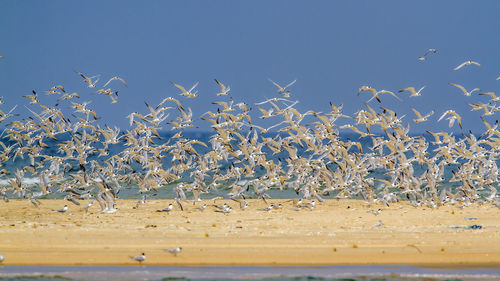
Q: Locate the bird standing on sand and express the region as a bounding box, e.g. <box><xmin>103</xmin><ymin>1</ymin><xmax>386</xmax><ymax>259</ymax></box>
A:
<box><xmin>52</xmin><ymin>205</ymin><xmax>68</xmax><ymax>213</ymax></box>
<box><xmin>156</xmin><ymin>203</ymin><xmax>173</xmax><ymax>212</ymax></box>
<box><xmin>0</xmin><ymin>253</ymin><xmax>4</xmax><ymax>263</ymax></box>
<box><xmin>164</xmin><ymin>247</ymin><xmax>182</xmax><ymax>256</ymax></box>
<box><xmin>130</xmin><ymin>253</ymin><xmax>146</xmax><ymax>263</ymax></box>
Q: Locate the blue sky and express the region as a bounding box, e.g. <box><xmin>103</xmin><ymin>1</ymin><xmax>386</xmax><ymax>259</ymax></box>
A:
<box><xmin>0</xmin><ymin>0</ymin><xmax>499</xmax><ymax>133</ymax></box>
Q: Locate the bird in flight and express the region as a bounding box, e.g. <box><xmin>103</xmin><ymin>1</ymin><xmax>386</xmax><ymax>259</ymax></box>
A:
<box><xmin>103</xmin><ymin>76</ymin><xmax>128</xmax><ymax>88</ymax></box>
<box><xmin>75</xmin><ymin>70</ymin><xmax>100</xmax><ymax>88</ymax></box>
<box><xmin>454</xmin><ymin>61</ymin><xmax>481</xmax><ymax>70</ymax></box>
<box><xmin>214</xmin><ymin>79</ymin><xmax>230</xmax><ymax>96</ymax></box>
<box><xmin>399</xmin><ymin>86</ymin><xmax>425</xmax><ymax>97</ymax></box>
<box><xmin>269</xmin><ymin>79</ymin><xmax>296</xmax><ymax>98</ymax></box>
<box><xmin>448</xmin><ymin>83</ymin><xmax>480</xmax><ymax>96</ymax></box>
<box><xmin>170</xmin><ymin>81</ymin><xmax>199</xmax><ymax>98</ymax></box>
<box><xmin>418</xmin><ymin>48</ymin><xmax>437</xmax><ymax>61</ymax></box>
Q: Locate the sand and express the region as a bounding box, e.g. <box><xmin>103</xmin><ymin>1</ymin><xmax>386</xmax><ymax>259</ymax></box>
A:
<box><xmin>0</xmin><ymin>199</ymin><xmax>499</xmax><ymax>266</ymax></box>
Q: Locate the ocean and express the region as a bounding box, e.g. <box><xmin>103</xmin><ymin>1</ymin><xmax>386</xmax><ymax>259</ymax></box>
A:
<box><xmin>1</xmin><ymin>265</ymin><xmax>500</xmax><ymax>281</ymax></box>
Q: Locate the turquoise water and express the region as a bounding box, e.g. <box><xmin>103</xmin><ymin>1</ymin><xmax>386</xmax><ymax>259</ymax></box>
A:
<box><xmin>1</xmin><ymin>266</ymin><xmax>499</xmax><ymax>281</ymax></box>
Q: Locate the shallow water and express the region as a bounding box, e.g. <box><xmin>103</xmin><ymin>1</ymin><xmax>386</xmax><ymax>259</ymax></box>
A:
<box><xmin>1</xmin><ymin>265</ymin><xmax>500</xmax><ymax>281</ymax></box>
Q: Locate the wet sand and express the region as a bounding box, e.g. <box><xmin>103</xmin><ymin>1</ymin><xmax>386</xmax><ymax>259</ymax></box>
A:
<box><xmin>0</xmin><ymin>199</ymin><xmax>499</xmax><ymax>266</ymax></box>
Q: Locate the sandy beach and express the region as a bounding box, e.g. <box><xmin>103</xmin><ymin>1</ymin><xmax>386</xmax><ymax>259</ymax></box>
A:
<box><xmin>0</xmin><ymin>199</ymin><xmax>499</xmax><ymax>266</ymax></box>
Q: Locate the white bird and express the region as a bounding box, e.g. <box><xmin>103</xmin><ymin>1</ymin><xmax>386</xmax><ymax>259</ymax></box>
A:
<box><xmin>374</xmin><ymin>220</ymin><xmax>383</xmax><ymax>227</ymax></box>
<box><xmin>368</xmin><ymin>209</ymin><xmax>382</xmax><ymax>215</ymax></box>
<box><xmin>164</xmin><ymin>247</ymin><xmax>182</xmax><ymax>256</ymax></box>
<box><xmin>399</xmin><ymin>86</ymin><xmax>425</xmax><ymax>97</ymax></box>
<box><xmin>448</xmin><ymin>83</ymin><xmax>480</xmax><ymax>96</ymax></box>
<box><xmin>214</xmin><ymin>79</ymin><xmax>230</xmax><ymax>96</ymax></box>
<box><xmin>52</xmin><ymin>205</ymin><xmax>68</xmax><ymax>213</ymax></box>
<box><xmin>454</xmin><ymin>61</ymin><xmax>481</xmax><ymax>70</ymax></box>
<box><xmin>410</xmin><ymin>107</ymin><xmax>434</xmax><ymax>123</ymax></box>
<box><xmin>103</xmin><ymin>76</ymin><xmax>128</xmax><ymax>88</ymax></box>
<box><xmin>438</xmin><ymin>110</ymin><xmax>462</xmax><ymax>129</ymax></box>
<box><xmin>418</xmin><ymin>48</ymin><xmax>437</xmax><ymax>61</ymax></box>
<box><xmin>0</xmin><ymin>253</ymin><xmax>4</xmax><ymax>263</ymax></box>
<box><xmin>269</xmin><ymin>79</ymin><xmax>296</xmax><ymax>97</ymax></box>
<box><xmin>156</xmin><ymin>203</ymin><xmax>173</xmax><ymax>212</ymax></box>
<box><xmin>75</xmin><ymin>70</ymin><xmax>100</xmax><ymax>88</ymax></box>
<box><xmin>195</xmin><ymin>204</ymin><xmax>207</xmax><ymax>211</ymax></box>
<box><xmin>170</xmin><ymin>81</ymin><xmax>199</xmax><ymax>98</ymax></box>
<box><xmin>215</xmin><ymin>206</ymin><xmax>232</xmax><ymax>213</ymax></box>
<box><xmin>130</xmin><ymin>253</ymin><xmax>146</xmax><ymax>263</ymax></box>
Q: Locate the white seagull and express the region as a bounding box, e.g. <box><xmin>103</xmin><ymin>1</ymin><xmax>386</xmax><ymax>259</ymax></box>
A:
<box><xmin>52</xmin><ymin>205</ymin><xmax>68</xmax><ymax>213</ymax></box>
<box><xmin>454</xmin><ymin>60</ymin><xmax>481</xmax><ymax>70</ymax></box>
<box><xmin>164</xmin><ymin>247</ymin><xmax>182</xmax><ymax>256</ymax></box>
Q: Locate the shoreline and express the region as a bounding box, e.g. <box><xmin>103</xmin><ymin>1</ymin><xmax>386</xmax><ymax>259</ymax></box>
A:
<box><xmin>0</xmin><ymin>199</ymin><xmax>499</xmax><ymax>266</ymax></box>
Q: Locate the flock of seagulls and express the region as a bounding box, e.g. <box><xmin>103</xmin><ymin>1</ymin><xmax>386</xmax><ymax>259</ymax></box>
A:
<box><xmin>0</xmin><ymin>51</ymin><xmax>499</xmax><ymax>265</ymax></box>
<box><xmin>0</xmin><ymin>51</ymin><xmax>497</xmax><ymax>219</ymax></box>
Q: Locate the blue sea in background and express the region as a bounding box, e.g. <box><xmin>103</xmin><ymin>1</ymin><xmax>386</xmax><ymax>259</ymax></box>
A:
<box><xmin>1</xmin><ymin>265</ymin><xmax>500</xmax><ymax>281</ymax></box>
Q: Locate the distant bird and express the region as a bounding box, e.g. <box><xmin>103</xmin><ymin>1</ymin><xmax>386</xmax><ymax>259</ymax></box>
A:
<box><xmin>454</xmin><ymin>61</ymin><xmax>481</xmax><ymax>70</ymax></box>
<box><xmin>479</xmin><ymin>91</ymin><xmax>500</xmax><ymax>102</ymax></box>
<box><xmin>156</xmin><ymin>203</ymin><xmax>173</xmax><ymax>212</ymax></box>
<box><xmin>164</xmin><ymin>247</ymin><xmax>182</xmax><ymax>256</ymax></box>
<box><xmin>269</xmin><ymin>79</ymin><xmax>296</xmax><ymax>98</ymax></box>
<box><xmin>130</xmin><ymin>253</ymin><xmax>146</xmax><ymax>263</ymax></box>
<box><xmin>399</xmin><ymin>86</ymin><xmax>425</xmax><ymax>97</ymax></box>
<box><xmin>374</xmin><ymin>220</ymin><xmax>383</xmax><ymax>227</ymax></box>
<box><xmin>170</xmin><ymin>81</ymin><xmax>199</xmax><ymax>98</ymax></box>
<box><xmin>368</xmin><ymin>209</ymin><xmax>382</xmax><ymax>215</ymax></box>
<box><xmin>410</xmin><ymin>107</ymin><xmax>434</xmax><ymax>123</ymax></box>
<box><xmin>195</xmin><ymin>204</ymin><xmax>207</xmax><ymax>211</ymax></box>
<box><xmin>496</xmin><ymin>75</ymin><xmax>500</xmax><ymax>80</ymax></box>
<box><xmin>81</xmin><ymin>200</ymin><xmax>95</xmax><ymax>212</ymax></box>
<box><xmin>214</xmin><ymin>79</ymin><xmax>230</xmax><ymax>96</ymax></box>
<box><xmin>438</xmin><ymin>110</ymin><xmax>462</xmax><ymax>129</ymax></box>
<box><xmin>0</xmin><ymin>253</ymin><xmax>4</xmax><ymax>263</ymax></box>
<box><xmin>103</xmin><ymin>76</ymin><xmax>128</xmax><ymax>88</ymax></box>
<box><xmin>74</xmin><ymin>70</ymin><xmax>100</xmax><ymax>88</ymax></box>
<box><xmin>52</xmin><ymin>205</ymin><xmax>68</xmax><ymax>213</ymax></box>
<box><xmin>418</xmin><ymin>48</ymin><xmax>437</xmax><ymax>61</ymax></box>
<box><xmin>448</xmin><ymin>83</ymin><xmax>480</xmax><ymax>96</ymax></box>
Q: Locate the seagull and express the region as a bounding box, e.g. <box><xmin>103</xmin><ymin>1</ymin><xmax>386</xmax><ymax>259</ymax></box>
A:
<box><xmin>130</xmin><ymin>253</ymin><xmax>146</xmax><ymax>263</ymax></box>
<box><xmin>374</xmin><ymin>220</ymin><xmax>383</xmax><ymax>227</ymax></box>
<box><xmin>269</xmin><ymin>79</ymin><xmax>296</xmax><ymax>97</ymax></box>
<box><xmin>170</xmin><ymin>81</ymin><xmax>199</xmax><ymax>98</ymax></box>
<box><xmin>410</xmin><ymin>106</ymin><xmax>434</xmax><ymax>123</ymax></box>
<box><xmin>103</xmin><ymin>76</ymin><xmax>128</xmax><ymax>88</ymax></box>
<box><xmin>399</xmin><ymin>86</ymin><xmax>425</xmax><ymax>97</ymax></box>
<box><xmin>82</xmin><ymin>200</ymin><xmax>95</xmax><ymax>212</ymax></box>
<box><xmin>52</xmin><ymin>205</ymin><xmax>68</xmax><ymax>213</ymax></box>
<box><xmin>478</xmin><ymin>91</ymin><xmax>500</xmax><ymax>102</ymax></box>
<box><xmin>0</xmin><ymin>253</ymin><xmax>4</xmax><ymax>263</ymax></box>
<box><xmin>368</xmin><ymin>208</ymin><xmax>381</xmax><ymax>215</ymax></box>
<box><xmin>195</xmin><ymin>204</ymin><xmax>207</xmax><ymax>211</ymax></box>
<box><xmin>438</xmin><ymin>110</ymin><xmax>462</xmax><ymax>129</ymax></box>
<box><xmin>418</xmin><ymin>48</ymin><xmax>437</xmax><ymax>61</ymax></box>
<box><xmin>164</xmin><ymin>247</ymin><xmax>182</xmax><ymax>256</ymax></box>
<box><xmin>74</xmin><ymin>70</ymin><xmax>100</xmax><ymax>88</ymax></box>
<box><xmin>156</xmin><ymin>203</ymin><xmax>173</xmax><ymax>212</ymax></box>
<box><xmin>448</xmin><ymin>83</ymin><xmax>480</xmax><ymax>96</ymax></box>
<box><xmin>214</xmin><ymin>79</ymin><xmax>230</xmax><ymax>96</ymax></box>
<box><xmin>454</xmin><ymin>61</ymin><xmax>481</xmax><ymax>70</ymax></box>
<box><xmin>215</xmin><ymin>206</ymin><xmax>232</xmax><ymax>213</ymax></box>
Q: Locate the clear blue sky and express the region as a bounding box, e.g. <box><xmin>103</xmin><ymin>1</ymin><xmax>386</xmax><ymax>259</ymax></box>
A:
<box><xmin>1</xmin><ymin>0</ymin><xmax>499</xmax><ymax>133</ymax></box>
